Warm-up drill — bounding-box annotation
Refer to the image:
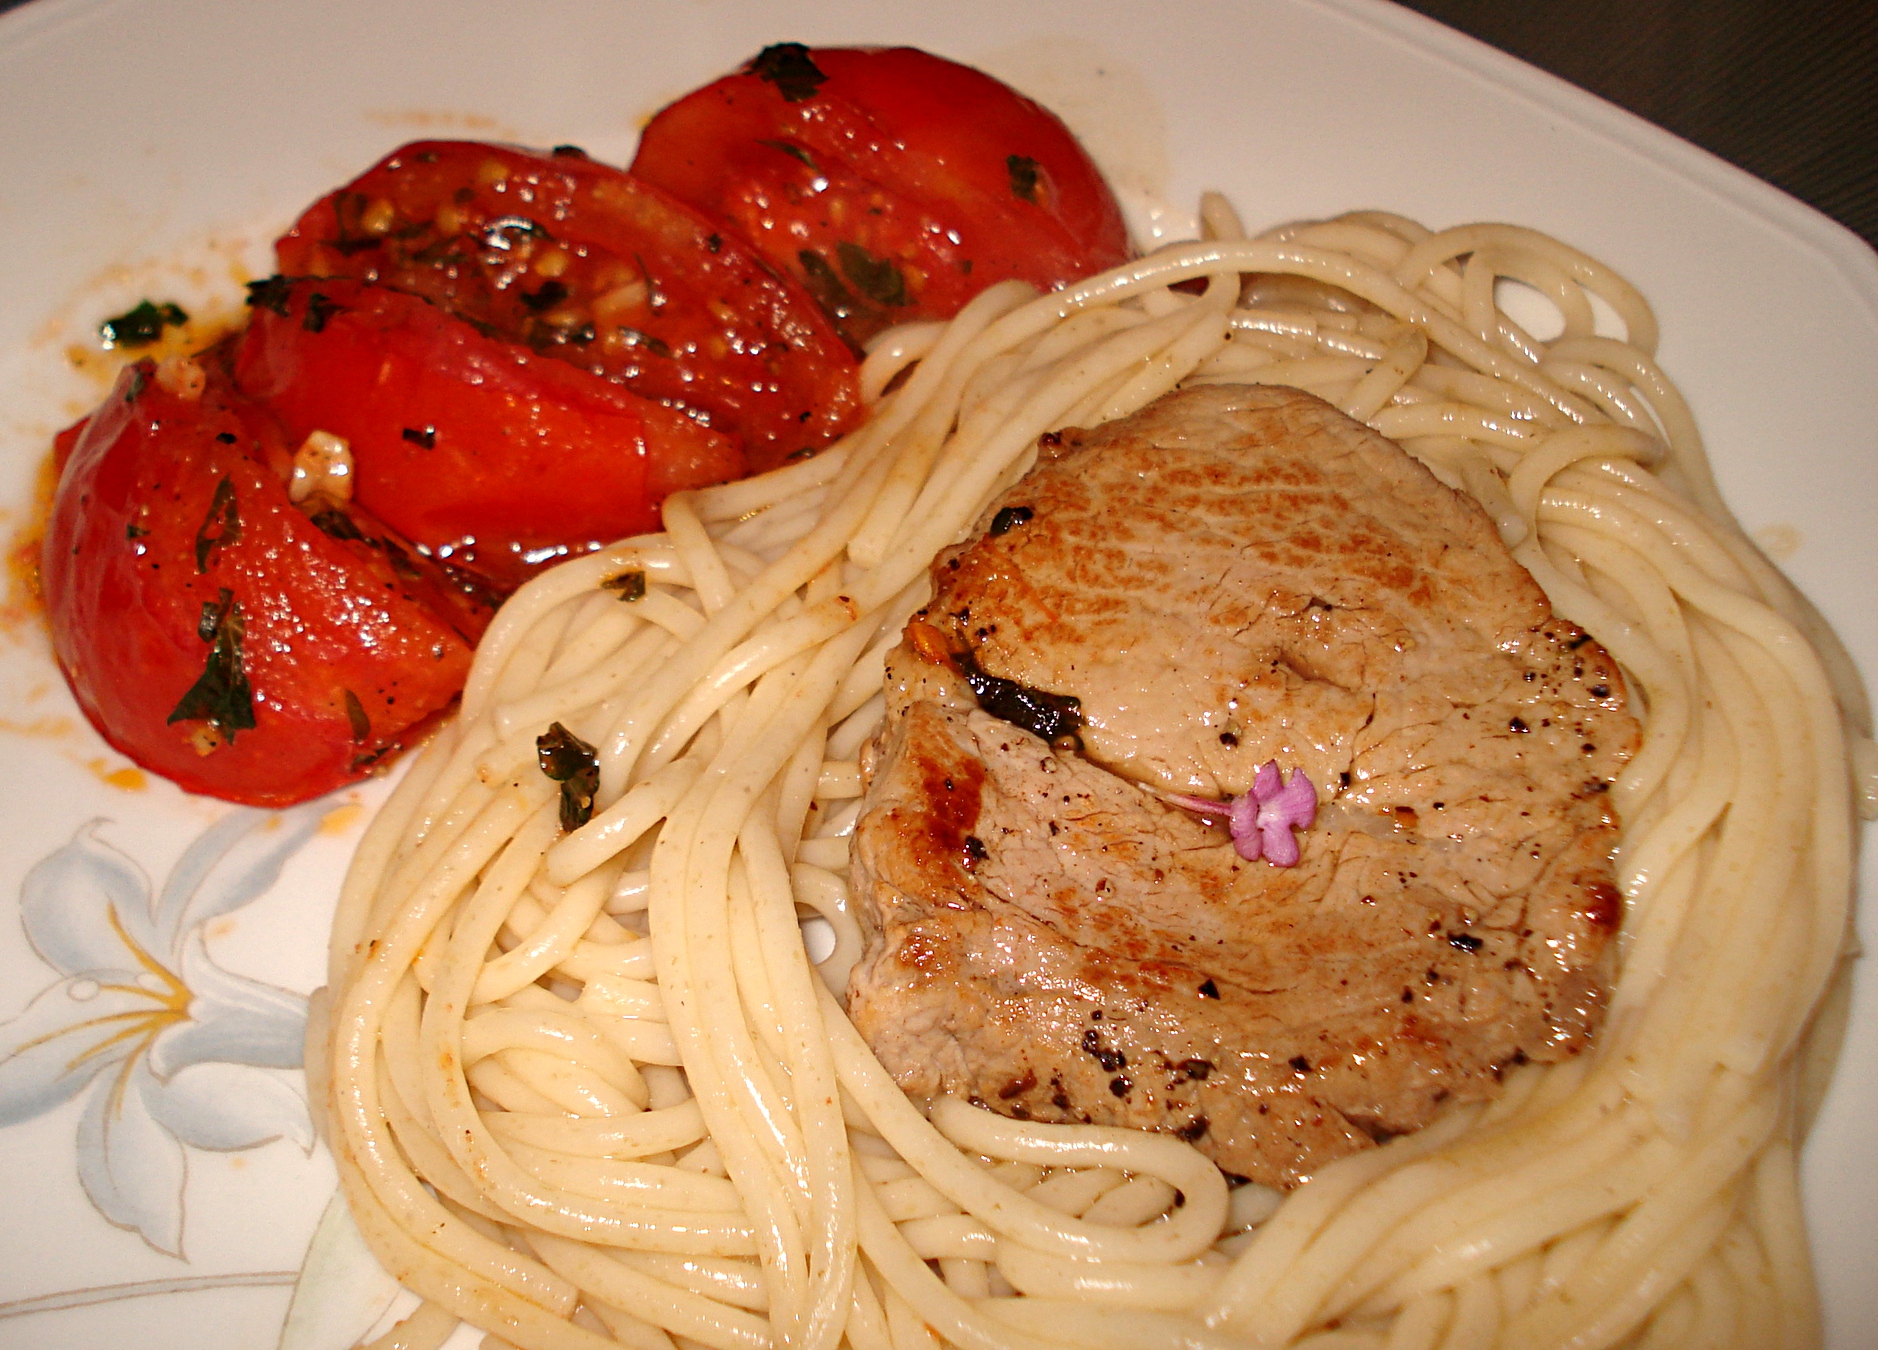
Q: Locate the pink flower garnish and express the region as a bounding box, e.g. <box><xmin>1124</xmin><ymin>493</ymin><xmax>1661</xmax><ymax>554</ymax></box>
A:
<box><xmin>1168</xmin><ymin>760</ymin><xmax>1317</xmax><ymax>866</ymax></box>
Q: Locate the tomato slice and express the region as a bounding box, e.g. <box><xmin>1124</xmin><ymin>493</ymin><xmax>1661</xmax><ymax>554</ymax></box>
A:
<box><xmin>43</xmin><ymin>355</ymin><xmax>484</xmax><ymax>807</ymax></box>
<box><xmin>233</xmin><ymin>277</ymin><xmax>742</xmax><ymax>590</ymax></box>
<box><xmin>274</xmin><ymin>140</ymin><xmax>861</xmax><ymax>472</ymax></box>
<box><xmin>629</xmin><ymin>45</ymin><xmax>1132</xmax><ymax>348</ymax></box>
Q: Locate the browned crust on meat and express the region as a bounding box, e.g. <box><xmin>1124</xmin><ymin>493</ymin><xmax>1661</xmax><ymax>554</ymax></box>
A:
<box><xmin>847</xmin><ymin>385</ymin><xmax>1637</xmax><ymax>1187</ymax></box>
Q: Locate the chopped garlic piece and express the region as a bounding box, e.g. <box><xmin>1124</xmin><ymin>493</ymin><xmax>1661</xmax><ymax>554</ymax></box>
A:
<box><xmin>155</xmin><ymin>354</ymin><xmax>205</xmax><ymax>400</ymax></box>
<box><xmin>290</xmin><ymin>429</ymin><xmax>354</xmax><ymax>506</ymax></box>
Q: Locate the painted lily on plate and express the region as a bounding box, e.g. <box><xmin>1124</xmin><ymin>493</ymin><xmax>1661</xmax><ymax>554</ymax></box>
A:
<box><xmin>0</xmin><ymin>806</ymin><xmax>326</xmax><ymax>1256</ymax></box>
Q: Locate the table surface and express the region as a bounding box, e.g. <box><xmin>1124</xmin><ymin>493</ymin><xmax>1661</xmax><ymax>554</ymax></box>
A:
<box><xmin>1395</xmin><ymin>0</ymin><xmax>1877</xmax><ymax>251</ymax></box>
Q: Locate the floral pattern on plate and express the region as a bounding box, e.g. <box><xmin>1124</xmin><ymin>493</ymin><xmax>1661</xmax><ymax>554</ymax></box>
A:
<box><xmin>0</xmin><ymin>806</ymin><xmax>326</xmax><ymax>1257</ymax></box>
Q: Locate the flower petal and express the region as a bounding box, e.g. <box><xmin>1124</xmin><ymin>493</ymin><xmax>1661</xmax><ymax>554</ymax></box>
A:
<box><xmin>0</xmin><ymin>972</ymin><xmax>155</xmax><ymax>1125</ymax></box>
<box><xmin>154</xmin><ymin>803</ymin><xmax>330</xmax><ymax>955</ymax></box>
<box><xmin>1251</xmin><ymin>760</ymin><xmax>1283</xmax><ymax>803</ymax></box>
<box><xmin>1228</xmin><ymin>790</ymin><xmax>1259</xmax><ymax>841</ymax></box>
<box><xmin>1272</xmin><ymin>767</ymin><xmax>1318</xmax><ymax>827</ymax></box>
<box><xmin>76</xmin><ymin>1055</ymin><xmax>188</xmax><ymax>1257</ymax></box>
<box><xmin>1260</xmin><ymin>822</ymin><xmax>1302</xmax><ymax>867</ymax></box>
<box><xmin>1232</xmin><ymin>825</ymin><xmax>1263</xmax><ymax>862</ymax></box>
<box><xmin>148</xmin><ymin>930</ymin><xmax>307</xmax><ymax>1076</ymax></box>
<box><xmin>19</xmin><ymin>821</ymin><xmax>160</xmax><ymax>976</ymax></box>
<box><xmin>279</xmin><ymin>1188</ymin><xmax>403</xmax><ymax>1350</ymax></box>
<box><xmin>143</xmin><ymin>1060</ymin><xmax>312</xmax><ymax>1152</ymax></box>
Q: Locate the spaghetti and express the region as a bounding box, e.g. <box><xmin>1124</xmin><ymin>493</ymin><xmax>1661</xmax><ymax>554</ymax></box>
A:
<box><xmin>322</xmin><ymin>198</ymin><xmax>1868</xmax><ymax>1350</ymax></box>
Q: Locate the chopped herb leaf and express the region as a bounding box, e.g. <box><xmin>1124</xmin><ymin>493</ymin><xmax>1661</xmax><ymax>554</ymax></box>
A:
<box><xmin>401</xmin><ymin>426</ymin><xmax>437</xmax><ymax>449</ymax></box>
<box><xmin>798</xmin><ymin>249</ymin><xmax>859</xmax><ymax>319</ymax></box>
<box><xmin>989</xmin><ymin>505</ymin><xmax>1034</xmax><ymax>536</ymax></box>
<box><xmin>100</xmin><ymin>300</ymin><xmax>188</xmax><ymax>349</ymax></box>
<box><xmin>519</xmin><ymin>279</ymin><xmax>569</xmax><ymax>312</ymax></box>
<box><xmin>1007</xmin><ymin>154</ymin><xmax>1042</xmax><ymax>203</ymax></box>
<box><xmin>343</xmin><ymin>689</ymin><xmax>371</xmax><ymax>743</ymax></box>
<box><xmin>329</xmin><ymin>191</ymin><xmax>383</xmax><ymax>254</ymax></box>
<box><xmin>382</xmin><ymin>542</ymin><xmax>425</xmax><ymax>584</ymax></box>
<box><xmin>758</xmin><ymin>138</ymin><xmax>817</xmax><ymax>169</ymax></box>
<box><xmin>214</xmin><ymin>431</ymin><xmax>238</xmax><ymax>444</ymax></box>
<box><xmin>749</xmin><ymin>42</ymin><xmax>827</xmax><ymax>102</ymax></box>
<box><xmin>194</xmin><ymin>476</ymin><xmax>240</xmax><ymax>573</ymax></box>
<box><xmin>955</xmin><ymin>645</ymin><xmax>1081</xmax><ymax>742</ymax></box>
<box><xmin>613</xmin><ymin>326</ymin><xmax>672</xmax><ymax>358</ymax></box>
<box><xmin>308</xmin><ymin>507</ymin><xmax>366</xmax><ymax>542</ymax></box>
<box><xmin>302</xmin><ymin>292</ymin><xmax>343</xmax><ymax>333</ymax></box>
<box><xmin>551</xmin><ymin>144</ymin><xmax>589</xmax><ymax>159</ymax></box>
<box><xmin>166</xmin><ymin>588</ymin><xmax>256</xmax><ymax>742</ymax></box>
<box><xmin>705</xmin><ymin>233</ymin><xmax>723</xmax><ymax>254</ymax></box>
<box><xmin>125</xmin><ymin>522</ymin><xmax>148</xmax><ymax>540</ymax></box>
<box><xmin>602</xmin><ymin>569</ymin><xmax>647</xmax><ymax>601</ymax></box>
<box><xmin>836</xmin><ymin>241</ymin><xmax>908</xmax><ymax>306</ymax></box>
<box><xmin>350</xmin><ymin>744</ymin><xmax>395</xmax><ymax>773</ymax></box>
<box><xmin>537</xmin><ymin>722</ymin><xmax>600</xmax><ymax>831</ymax></box>
<box><xmin>244</xmin><ymin>275</ymin><xmax>294</xmax><ymax>317</ymax></box>
<box><xmin>634</xmin><ymin>253</ymin><xmax>665</xmax><ymax>311</ymax></box>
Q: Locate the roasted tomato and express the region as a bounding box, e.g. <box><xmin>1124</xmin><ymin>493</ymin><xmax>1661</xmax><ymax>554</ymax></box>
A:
<box><xmin>274</xmin><ymin>140</ymin><xmax>861</xmax><ymax>471</ymax></box>
<box><xmin>233</xmin><ymin>277</ymin><xmax>741</xmax><ymax>589</ymax></box>
<box><xmin>43</xmin><ymin>355</ymin><xmax>485</xmax><ymax>807</ymax></box>
<box><xmin>630</xmin><ymin>44</ymin><xmax>1131</xmax><ymax>348</ymax></box>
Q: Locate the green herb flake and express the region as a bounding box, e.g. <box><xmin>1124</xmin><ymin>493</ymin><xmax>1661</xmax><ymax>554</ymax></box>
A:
<box><xmin>350</xmin><ymin>743</ymin><xmax>395</xmax><ymax>774</ymax></box>
<box><xmin>798</xmin><ymin>250</ymin><xmax>857</xmax><ymax>319</ymax></box>
<box><xmin>519</xmin><ymin>279</ymin><xmax>569</xmax><ymax>313</ymax></box>
<box><xmin>244</xmin><ymin>275</ymin><xmax>294</xmax><ymax>317</ymax></box>
<box><xmin>343</xmin><ymin>689</ymin><xmax>371</xmax><ymax>743</ymax></box>
<box><xmin>100</xmin><ymin>300</ymin><xmax>188</xmax><ymax>350</ymax></box>
<box><xmin>758</xmin><ymin>138</ymin><xmax>818</xmax><ymax>169</ymax></box>
<box><xmin>309</xmin><ymin>507</ymin><xmax>366</xmax><ymax>542</ymax></box>
<box><xmin>836</xmin><ymin>241</ymin><xmax>908</xmax><ymax>307</ymax></box>
<box><xmin>602</xmin><ymin>569</ymin><xmax>647</xmax><ymax>602</ymax></box>
<box><xmin>126</xmin><ymin>522</ymin><xmax>148</xmax><ymax>540</ymax></box>
<box><xmin>194</xmin><ymin>476</ymin><xmax>241</xmax><ymax>573</ymax></box>
<box><xmin>302</xmin><ymin>292</ymin><xmax>343</xmax><ymax>333</ymax></box>
<box><xmin>401</xmin><ymin>426</ymin><xmax>437</xmax><ymax>450</ymax></box>
<box><xmin>749</xmin><ymin>42</ymin><xmax>827</xmax><ymax>102</ymax></box>
<box><xmin>1007</xmin><ymin>154</ymin><xmax>1042</xmax><ymax>203</ymax></box>
<box><xmin>614</xmin><ymin>327</ymin><xmax>672</xmax><ymax>358</ymax></box>
<box><xmin>537</xmin><ymin>722</ymin><xmax>600</xmax><ymax>831</ymax></box>
<box><xmin>166</xmin><ymin>588</ymin><xmax>256</xmax><ymax>742</ymax></box>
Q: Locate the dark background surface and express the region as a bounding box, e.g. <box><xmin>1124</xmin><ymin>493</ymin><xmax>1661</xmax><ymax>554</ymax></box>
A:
<box><xmin>3</xmin><ymin>0</ymin><xmax>1874</xmax><ymax>251</ymax></box>
<box><xmin>1393</xmin><ymin>0</ymin><xmax>1877</xmax><ymax>251</ymax></box>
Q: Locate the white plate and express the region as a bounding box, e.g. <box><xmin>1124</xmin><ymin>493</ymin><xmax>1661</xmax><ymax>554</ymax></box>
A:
<box><xmin>0</xmin><ymin>1</ymin><xmax>1872</xmax><ymax>1346</ymax></box>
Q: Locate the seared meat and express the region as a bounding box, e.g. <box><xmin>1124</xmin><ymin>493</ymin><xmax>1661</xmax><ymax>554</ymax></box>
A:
<box><xmin>846</xmin><ymin>384</ymin><xmax>1637</xmax><ymax>1187</ymax></box>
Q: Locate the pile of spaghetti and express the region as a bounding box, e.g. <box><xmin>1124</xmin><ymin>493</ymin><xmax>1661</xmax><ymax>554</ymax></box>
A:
<box><xmin>319</xmin><ymin>199</ymin><xmax>1868</xmax><ymax>1350</ymax></box>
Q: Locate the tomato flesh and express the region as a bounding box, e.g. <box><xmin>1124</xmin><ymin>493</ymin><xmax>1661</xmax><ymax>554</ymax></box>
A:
<box><xmin>275</xmin><ymin>140</ymin><xmax>861</xmax><ymax>472</ymax></box>
<box><xmin>43</xmin><ymin>357</ymin><xmax>484</xmax><ymax>806</ymax></box>
<box><xmin>233</xmin><ymin>277</ymin><xmax>742</xmax><ymax>590</ymax></box>
<box><xmin>630</xmin><ymin>45</ymin><xmax>1131</xmax><ymax>347</ymax></box>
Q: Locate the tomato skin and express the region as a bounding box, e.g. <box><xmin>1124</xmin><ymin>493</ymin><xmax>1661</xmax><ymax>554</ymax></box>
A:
<box><xmin>233</xmin><ymin>277</ymin><xmax>742</xmax><ymax>590</ymax></box>
<box><xmin>629</xmin><ymin>46</ymin><xmax>1132</xmax><ymax>348</ymax></box>
<box><xmin>274</xmin><ymin>140</ymin><xmax>861</xmax><ymax>472</ymax></box>
<box><xmin>43</xmin><ymin>358</ymin><xmax>480</xmax><ymax>807</ymax></box>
